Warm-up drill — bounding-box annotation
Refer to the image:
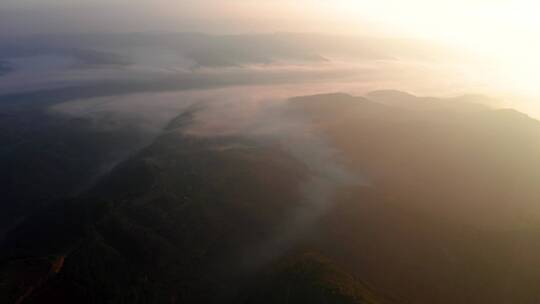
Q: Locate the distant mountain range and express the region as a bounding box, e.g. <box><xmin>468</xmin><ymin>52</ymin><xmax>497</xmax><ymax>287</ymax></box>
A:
<box><xmin>0</xmin><ymin>32</ymin><xmax>471</xmax><ymax>71</ymax></box>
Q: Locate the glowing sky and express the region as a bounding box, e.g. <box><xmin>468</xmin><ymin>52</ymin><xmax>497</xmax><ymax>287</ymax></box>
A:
<box><xmin>1</xmin><ymin>0</ymin><xmax>539</xmax><ymax>112</ymax></box>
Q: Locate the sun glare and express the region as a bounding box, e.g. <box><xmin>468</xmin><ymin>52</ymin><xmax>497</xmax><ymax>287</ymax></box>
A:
<box><xmin>324</xmin><ymin>0</ymin><xmax>540</xmax><ymax>110</ymax></box>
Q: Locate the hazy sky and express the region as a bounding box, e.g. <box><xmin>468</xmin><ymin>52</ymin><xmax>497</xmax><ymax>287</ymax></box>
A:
<box><xmin>3</xmin><ymin>1</ymin><xmax>538</xmax><ymax>57</ymax></box>
<box><xmin>1</xmin><ymin>0</ymin><xmax>539</xmax><ymax>101</ymax></box>
<box><xmin>3</xmin><ymin>0</ymin><xmax>539</xmax><ymax>40</ymax></box>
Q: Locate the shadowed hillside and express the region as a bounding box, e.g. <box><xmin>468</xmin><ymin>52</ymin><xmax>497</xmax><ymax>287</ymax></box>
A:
<box><xmin>2</xmin><ymin>90</ymin><xmax>540</xmax><ymax>304</ymax></box>
<box><xmin>0</xmin><ymin>103</ymin><xmax>387</xmax><ymax>303</ymax></box>
<box><xmin>291</xmin><ymin>91</ymin><xmax>540</xmax><ymax>304</ymax></box>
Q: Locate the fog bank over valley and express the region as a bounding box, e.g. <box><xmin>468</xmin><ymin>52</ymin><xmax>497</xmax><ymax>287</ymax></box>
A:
<box><xmin>2</xmin><ymin>29</ymin><xmax>540</xmax><ymax>304</ymax></box>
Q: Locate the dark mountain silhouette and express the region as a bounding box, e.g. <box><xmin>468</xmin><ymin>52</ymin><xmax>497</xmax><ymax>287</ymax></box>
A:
<box><xmin>2</xmin><ymin>90</ymin><xmax>540</xmax><ymax>303</ymax></box>
<box><xmin>291</xmin><ymin>91</ymin><xmax>540</xmax><ymax>303</ymax></box>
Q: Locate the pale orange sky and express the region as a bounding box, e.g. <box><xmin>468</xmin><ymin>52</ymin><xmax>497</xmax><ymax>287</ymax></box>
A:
<box><xmin>2</xmin><ymin>0</ymin><xmax>539</xmax><ymax>114</ymax></box>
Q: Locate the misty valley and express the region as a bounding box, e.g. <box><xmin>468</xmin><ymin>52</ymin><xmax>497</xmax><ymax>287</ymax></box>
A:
<box><xmin>1</xmin><ymin>32</ymin><xmax>540</xmax><ymax>304</ymax></box>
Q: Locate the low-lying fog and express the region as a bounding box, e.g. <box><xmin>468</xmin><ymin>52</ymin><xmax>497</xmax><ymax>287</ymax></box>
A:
<box><xmin>0</xmin><ymin>33</ymin><xmax>510</xmax><ymax>238</ymax></box>
<box><xmin>3</xmin><ymin>33</ymin><xmax>540</xmax><ymax>304</ymax></box>
<box><xmin>2</xmin><ymin>32</ymin><xmax>535</xmax><ymax>235</ymax></box>
<box><xmin>0</xmin><ymin>33</ymin><xmax>505</xmax><ymax>100</ymax></box>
